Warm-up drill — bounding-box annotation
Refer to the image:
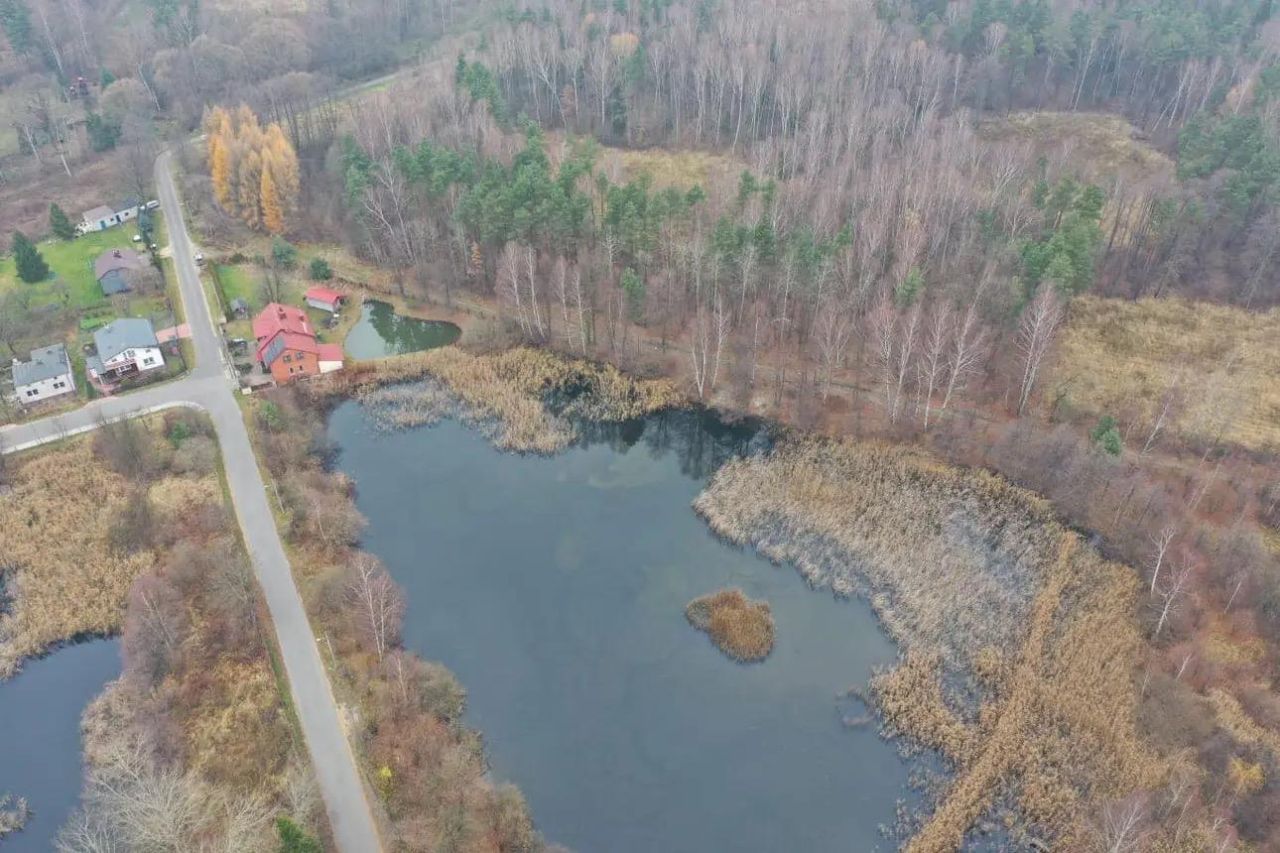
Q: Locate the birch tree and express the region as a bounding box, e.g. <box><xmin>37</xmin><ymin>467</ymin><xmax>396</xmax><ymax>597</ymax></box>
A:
<box><xmin>1015</xmin><ymin>287</ymin><xmax>1063</xmax><ymax>416</ymax></box>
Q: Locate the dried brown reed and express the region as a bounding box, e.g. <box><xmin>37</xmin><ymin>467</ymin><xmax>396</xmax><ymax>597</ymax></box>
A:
<box><xmin>315</xmin><ymin>346</ymin><xmax>683</xmax><ymax>452</ymax></box>
<box><xmin>0</xmin><ymin>439</ymin><xmax>192</xmax><ymax>678</ymax></box>
<box><xmin>695</xmin><ymin>437</ymin><xmax>1164</xmax><ymax>848</ymax></box>
<box><xmin>685</xmin><ymin>588</ymin><xmax>775</xmax><ymax>662</ymax></box>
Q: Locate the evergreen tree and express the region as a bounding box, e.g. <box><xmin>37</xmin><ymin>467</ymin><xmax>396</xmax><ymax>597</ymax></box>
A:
<box><xmin>48</xmin><ymin>203</ymin><xmax>75</xmax><ymax>240</ymax></box>
<box><xmin>309</xmin><ymin>257</ymin><xmax>333</xmax><ymax>280</ymax></box>
<box><xmin>11</xmin><ymin>231</ymin><xmax>50</xmax><ymax>283</ymax></box>
<box><xmin>275</xmin><ymin>817</ymin><xmax>321</xmax><ymax>853</ymax></box>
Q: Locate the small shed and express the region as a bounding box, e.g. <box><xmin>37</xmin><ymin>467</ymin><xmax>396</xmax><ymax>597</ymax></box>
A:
<box><xmin>229</xmin><ymin>297</ymin><xmax>250</xmax><ymax>317</ymax></box>
<box><xmin>304</xmin><ymin>286</ymin><xmax>344</xmax><ymax>313</ymax></box>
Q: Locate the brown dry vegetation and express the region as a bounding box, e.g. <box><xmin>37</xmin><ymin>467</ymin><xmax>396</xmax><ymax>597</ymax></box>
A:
<box><xmin>308</xmin><ymin>345</ymin><xmax>683</xmax><ymax>453</ymax></box>
<box><xmin>0</xmin><ymin>430</ymin><xmax>171</xmax><ymax>678</ymax></box>
<box><xmin>685</xmin><ymin>588</ymin><xmax>775</xmax><ymax>662</ymax></box>
<box><xmin>0</xmin><ymin>414</ymin><xmax>318</xmax><ymax>850</ymax></box>
<box><xmin>1051</xmin><ymin>296</ymin><xmax>1280</xmax><ymax>453</ymax></box>
<box><xmin>977</xmin><ymin>112</ymin><xmax>1174</xmax><ymax>185</ymax></box>
<box><xmin>695</xmin><ymin>438</ymin><xmax>1166</xmax><ymax>847</ymax></box>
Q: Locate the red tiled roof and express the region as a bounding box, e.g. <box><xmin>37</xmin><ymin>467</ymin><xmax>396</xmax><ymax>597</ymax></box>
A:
<box><xmin>256</xmin><ymin>330</ymin><xmax>319</xmax><ymax>365</ymax></box>
<box><xmin>305</xmin><ymin>286</ymin><xmax>344</xmax><ymax>305</ymax></box>
<box><xmin>317</xmin><ymin>344</ymin><xmax>344</xmax><ymax>363</ymax></box>
<box><xmin>252</xmin><ymin>303</ymin><xmax>313</xmax><ymax>342</ymax></box>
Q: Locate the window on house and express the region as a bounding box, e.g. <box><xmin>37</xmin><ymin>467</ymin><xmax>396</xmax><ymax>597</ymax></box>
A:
<box><xmin>53</xmin><ymin>381</ymin><xmax>65</xmax><ymax>389</ymax></box>
<box><xmin>26</xmin><ymin>389</ymin><xmax>38</xmax><ymax>397</ymax></box>
<box><xmin>143</xmin><ymin>357</ymin><xmax>155</xmax><ymax>366</ymax></box>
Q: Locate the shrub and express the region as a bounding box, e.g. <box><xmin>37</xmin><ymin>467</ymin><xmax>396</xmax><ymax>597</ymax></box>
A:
<box><xmin>309</xmin><ymin>257</ymin><xmax>333</xmax><ymax>280</ymax></box>
<box><xmin>271</xmin><ymin>237</ymin><xmax>298</xmax><ymax>269</ymax></box>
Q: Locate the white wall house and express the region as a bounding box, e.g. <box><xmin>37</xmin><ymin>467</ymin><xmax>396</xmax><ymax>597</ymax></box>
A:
<box><xmin>86</xmin><ymin>319</ymin><xmax>165</xmax><ymax>386</ymax></box>
<box><xmin>11</xmin><ymin>344</ymin><xmax>76</xmax><ymax>404</ymax></box>
<box><xmin>78</xmin><ymin>199</ymin><xmax>160</xmax><ymax>234</ymax></box>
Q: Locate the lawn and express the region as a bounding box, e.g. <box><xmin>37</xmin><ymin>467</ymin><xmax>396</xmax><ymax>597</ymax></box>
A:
<box><xmin>0</xmin><ymin>221</ymin><xmax>159</xmax><ymax>310</ymax></box>
<box><xmin>1049</xmin><ymin>295</ymin><xmax>1280</xmax><ymax>453</ymax></box>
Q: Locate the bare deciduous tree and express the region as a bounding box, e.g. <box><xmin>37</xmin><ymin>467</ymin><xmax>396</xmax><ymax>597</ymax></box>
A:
<box><xmin>1015</xmin><ymin>287</ymin><xmax>1063</xmax><ymax>416</ymax></box>
<box><xmin>347</xmin><ymin>554</ymin><xmax>404</xmax><ymax>661</ymax></box>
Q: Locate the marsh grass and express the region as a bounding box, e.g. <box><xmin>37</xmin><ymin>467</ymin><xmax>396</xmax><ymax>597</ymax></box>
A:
<box><xmin>313</xmin><ymin>346</ymin><xmax>683</xmax><ymax>452</ymax></box>
<box><xmin>1053</xmin><ymin>296</ymin><xmax>1280</xmax><ymax>452</ymax></box>
<box><xmin>685</xmin><ymin>588</ymin><xmax>775</xmax><ymax>662</ymax></box>
<box><xmin>694</xmin><ymin>437</ymin><xmax>1163</xmax><ymax>848</ymax></box>
<box><xmin>0</xmin><ymin>438</ymin><xmax>177</xmax><ymax>679</ymax></box>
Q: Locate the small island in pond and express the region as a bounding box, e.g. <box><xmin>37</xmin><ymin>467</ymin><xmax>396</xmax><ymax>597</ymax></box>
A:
<box><xmin>685</xmin><ymin>588</ymin><xmax>775</xmax><ymax>662</ymax></box>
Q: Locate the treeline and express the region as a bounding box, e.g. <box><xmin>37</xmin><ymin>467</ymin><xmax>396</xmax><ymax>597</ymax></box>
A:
<box><xmin>247</xmin><ymin>391</ymin><xmax>546</xmax><ymax>853</ymax></box>
<box><xmin>461</xmin><ymin>0</ymin><xmax>1280</xmax><ymax>308</ymax></box>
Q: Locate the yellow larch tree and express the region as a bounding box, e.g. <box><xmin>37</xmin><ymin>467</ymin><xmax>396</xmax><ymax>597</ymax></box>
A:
<box><xmin>260</xmin><ymin>165</ymin><xmax>285</xmax><ymax>234</ymax></box>
<box><xmin>203</xmin><ymin>104</ymin><xmax>301</xmax><ymax>233</ymax></box>
<box><xmin>238</xmin><ymin>148</ymin><xmax>264</xmax><ymax>230</ymax></box>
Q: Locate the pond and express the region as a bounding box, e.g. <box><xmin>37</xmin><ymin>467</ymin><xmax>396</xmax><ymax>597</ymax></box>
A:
<box><xmin>0</xmin><ymin>639</ymin><xmax>119</xmax><ymax>851</ymax></box>
<box><xmin>343</xmin><ymin>299</ymin><xmax>461</xmax><ymax>360</ymax></box>
<box><xmin>329</xmin><ymin>404</ymin><xmax>914</xmax><ymax>853</ymax></box>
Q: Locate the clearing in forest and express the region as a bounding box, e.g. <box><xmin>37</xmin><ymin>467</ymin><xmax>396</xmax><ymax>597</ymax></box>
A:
<box><xmin>977</xmin><ymin>111</ymin><xmax>1174</xmax><ymax>185</ymax></box>
<box><xmin>601</xmin><ymin>145</ymin><xmax>743</xmax><ymax>192</ymax></box>
<box><xmin>1051</xmin><ymin>295</ymin><xmax>1280</xmax><ymax>453</ymax></box>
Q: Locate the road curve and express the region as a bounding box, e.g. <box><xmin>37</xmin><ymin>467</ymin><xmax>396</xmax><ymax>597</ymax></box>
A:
<box><xmin>1</xmin><ymin>153</ymin><xmax>384</xmax><ymax>853</ymax></box>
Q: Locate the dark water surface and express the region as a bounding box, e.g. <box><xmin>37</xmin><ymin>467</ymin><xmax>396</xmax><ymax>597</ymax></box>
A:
<box><xmin>328</xmin><ymin>404</ymin><xmax>911</xmax><ymax>853</ymax></box>
<box><xmin>343</xmin><ymin>299</ymin><xmax>461</xmax><ymax>360</ymax></box>
<box><xmin>0</xmin><ymin>639</ymin><xmax>119</xmax><ymax>851</ymax></box>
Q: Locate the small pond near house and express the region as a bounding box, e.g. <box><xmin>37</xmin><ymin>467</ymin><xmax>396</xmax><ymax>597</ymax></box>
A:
<box><xmin>343</xmin><ymin>299</ymin><xmax>461</xmax><ymax>360</ymax></box>
<box><xmin>0</xmin><ymin>639</ymin><xmax>120</xmax><ymax>851</ymax></box>
<box><xmin>328</xmin><ymin>403</ymin><xmax>914</xmax><ymax>853</ymax></box>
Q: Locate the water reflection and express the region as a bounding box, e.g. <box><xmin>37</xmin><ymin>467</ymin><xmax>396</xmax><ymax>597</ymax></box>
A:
<box><xmin>343</xmin><ymin>299</ymin><xmax>461</xmax><ymax>360</ymax></box>
<box><xmin>329</xmin><ymin>403</ymin><xmax>911</xmax><ymax>853</ymax></box>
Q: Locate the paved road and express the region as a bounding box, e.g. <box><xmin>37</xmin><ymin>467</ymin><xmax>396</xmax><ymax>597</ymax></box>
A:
<box><xmin>1</xmin><ymin>153</ymin><xmax>383</xmax><ymax>853</ymax></box>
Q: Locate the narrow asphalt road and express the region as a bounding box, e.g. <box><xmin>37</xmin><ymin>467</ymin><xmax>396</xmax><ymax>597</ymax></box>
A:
<box><xmin>1</xmin><ymin>152</ymin><xmax>384</xmax><ymax>853</ymax></box>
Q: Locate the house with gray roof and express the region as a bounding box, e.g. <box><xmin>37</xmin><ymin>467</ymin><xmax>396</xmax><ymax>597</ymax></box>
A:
<box><xmin>10</xmin><ymin>343</ymin><xmax>75</xmax><ymax>404</ymax></box>
<box><xmin>86</xmin><ymin>318</ymin><xmax>165</xmax><ymax>387</ymax></box>
<box><xmin>78</xmin><ymin>198</ymin><xmax>159</xmax><ymax>234</ymax></box>
<box><xmin>95</xmin><ymin>248</ymin><xmax>146</xmax><ymax>296</ymax></box>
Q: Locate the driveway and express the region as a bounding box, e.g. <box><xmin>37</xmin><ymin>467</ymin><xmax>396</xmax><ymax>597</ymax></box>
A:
<box><xmin>1</xmin><ymin>152</ymin><xmax>383</xmax><ymax>853</ymax></box>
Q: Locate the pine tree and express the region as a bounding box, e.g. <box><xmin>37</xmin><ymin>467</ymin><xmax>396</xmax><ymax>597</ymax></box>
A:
<box><xmin>11</xmin><ymin>231</ymin><xmax>50</xmax><ymax>283</ymax></box>
<box><xmin>48</xmin><ymin>204</ymin><xmax>75</xmax><ymax>240</ymax></box>
<box><xmin>275</xmin><ymin>817</ymin><xmax>321</xmax><ymax>853</ymax></box>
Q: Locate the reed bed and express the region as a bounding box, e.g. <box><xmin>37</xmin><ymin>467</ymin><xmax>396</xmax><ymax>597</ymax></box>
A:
<box><xmin>694</xmin><ymin>437</ymin><xmax>1163</xmax><ymax>848</ymax></box>
<box><xmin>685</xmin><ymin>588</ymin><xmax>775</xmax><ymax>662</ymax></box>
<box><xmin>0</xmin><ymin>441</ymin><xmax>158</xmax><ymax>678</ymax></box>
<box><xmin>325</xmin><ymin>346</ymin><xmax>683</xmax><ymax>453</ymax></box>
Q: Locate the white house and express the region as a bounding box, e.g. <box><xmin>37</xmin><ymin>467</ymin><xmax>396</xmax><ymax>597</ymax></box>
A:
<box><xmin>10</xmin><ymin>343</ymin><xmax>75</xmax><ymax>404</ymax></box>
<box><xmin>86</xmin><ymin>318</ymin><xmax>165</xmax><ymax>386</ymax></box>
<box><xmin>78</xmin><ymin>198</ymin><xmax>160</xmax><ymax>234</ymax></box>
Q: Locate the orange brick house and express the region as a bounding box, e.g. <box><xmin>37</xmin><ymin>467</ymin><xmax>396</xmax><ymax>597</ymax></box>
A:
<box><xmin>252</xmin><ymin>303</ymin><xmax>344</xmax><ymax>384</ymax></box>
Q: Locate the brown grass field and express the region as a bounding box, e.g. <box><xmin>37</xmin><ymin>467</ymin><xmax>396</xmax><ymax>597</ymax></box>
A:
<box><xmin>685</xmin><ymin>588</ymin><xmax>775</xmax><ymax>662</ymax></box>
<box><xmin>1051</xmin><ymin>295</ymin><xmax>1280</xmax><ymax>453</ymax></box>
<box><xmin>0</xmin><ymin>439</ymin><xmax>158</xmax><ymax>678</ymax></box>
<box><xmin>695</xmin><ymin>437</ymin><xmax>1166</xmax><ymax>848</ymax></box>
<box><xmin>977</xmin><ymin>111</ymin><xmax>1174</xmax><ymax>185</ymax></box>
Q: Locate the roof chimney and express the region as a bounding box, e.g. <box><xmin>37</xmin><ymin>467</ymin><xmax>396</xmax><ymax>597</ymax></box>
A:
<box><xmin>277</xmin><ymin>305</ymin><xmax>287</xmax><ymax>319</ymax></box>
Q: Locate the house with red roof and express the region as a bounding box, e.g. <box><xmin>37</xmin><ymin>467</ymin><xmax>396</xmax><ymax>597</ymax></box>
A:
<box><xmin>253</xmin><ymin>303</ymin><xmax>343</xmax><ymax>384</ymax></box>
<box><xmin>304</xmin><ymin>285</ymin><xmax>345</xmax><ymax>313</ymax></box>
